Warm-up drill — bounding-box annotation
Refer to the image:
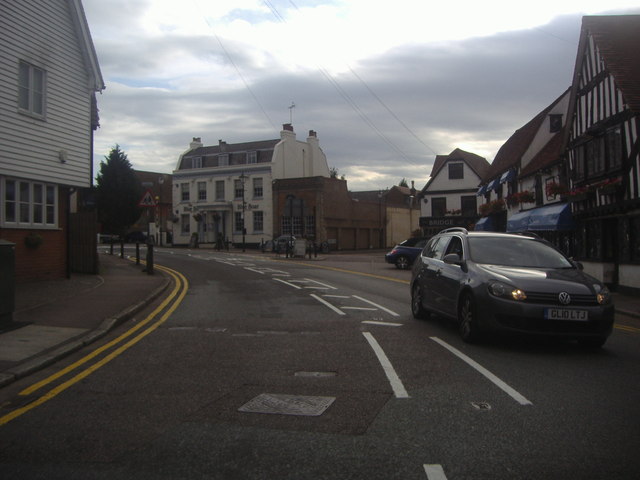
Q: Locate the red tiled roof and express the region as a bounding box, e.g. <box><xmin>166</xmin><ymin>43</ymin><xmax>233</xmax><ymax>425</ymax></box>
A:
<box><xmin>518</xmin><ymin>132</ymin><xmax>564</xmax><ymax>178</ymax></box>
<box><xmin>582</xmin><ymin>15</ymin><xmax>640</xmax><ymax>113</ymax></box>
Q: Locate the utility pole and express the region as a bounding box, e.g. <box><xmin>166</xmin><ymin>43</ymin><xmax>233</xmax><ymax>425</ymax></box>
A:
<box><xmin>240</xmin><ymin>172</ymin><xmax>247</xmax><ymax>252</ymax></box>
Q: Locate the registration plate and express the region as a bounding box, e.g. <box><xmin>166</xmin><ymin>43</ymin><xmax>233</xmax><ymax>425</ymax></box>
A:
<box><xmin>544</xmin><ymin>308</ymin><xmax>588</xmax><ymax>321</ymax></box>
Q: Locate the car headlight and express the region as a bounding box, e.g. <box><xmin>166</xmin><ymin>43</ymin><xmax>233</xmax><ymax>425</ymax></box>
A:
<box><xmin>488</xmin><ymin>281</ymin><xmax>527</xmax><ymax>301</ymax></box>
<box><xmin>595</xmin><ymin>285</ymin><xmax>611</xmax><ymax>305</ymax></box>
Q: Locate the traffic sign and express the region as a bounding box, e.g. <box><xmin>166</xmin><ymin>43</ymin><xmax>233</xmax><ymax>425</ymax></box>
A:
<box><xmin>138</xmin><ymin>190</ymin><xmax>156</xmax><ymax>207</ymax></box>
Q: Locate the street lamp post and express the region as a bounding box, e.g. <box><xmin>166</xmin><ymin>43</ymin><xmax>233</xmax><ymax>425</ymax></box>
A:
<box><xmin>240</xmin><ymin>172</ymin><xmax>247</xmax><ymax>252</ymax></box>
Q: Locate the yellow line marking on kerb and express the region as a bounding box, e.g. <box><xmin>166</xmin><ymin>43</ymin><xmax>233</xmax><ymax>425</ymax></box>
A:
<box><xmin>0</xmin><ymin>264</ymin><xmax>188</xmax><ymax>427</ymax></box>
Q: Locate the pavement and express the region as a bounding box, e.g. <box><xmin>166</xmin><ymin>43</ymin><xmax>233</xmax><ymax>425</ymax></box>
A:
<box><xmin>0</xmin><ymin>248</ymin><xmax>638</xmax><ymax>389</ymax></box>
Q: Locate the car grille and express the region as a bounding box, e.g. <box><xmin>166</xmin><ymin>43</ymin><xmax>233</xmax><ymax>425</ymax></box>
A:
<box><xmin>524</xmin><ymin>292</ymin><xmax>598</xmax><ymax>307</ymax></box>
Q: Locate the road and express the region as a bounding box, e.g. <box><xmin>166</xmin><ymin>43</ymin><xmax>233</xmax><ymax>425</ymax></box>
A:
<box><xmin>1</xmin><ymin>247</ymin><xmax>639</xmax><ymax>479</ymax></box>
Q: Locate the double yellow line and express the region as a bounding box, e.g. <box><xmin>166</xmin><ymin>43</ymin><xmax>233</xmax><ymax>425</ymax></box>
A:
<box><xmin>0</xmin><ymin>263</ymin><xmax>188</xmax><ymax>427</ymax></box>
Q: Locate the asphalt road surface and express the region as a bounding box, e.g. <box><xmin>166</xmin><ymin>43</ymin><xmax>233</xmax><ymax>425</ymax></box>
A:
<box><xmin>1</xmin><ymin>247</ymin><xmax>639</xmax><ymax>479</ymax></box>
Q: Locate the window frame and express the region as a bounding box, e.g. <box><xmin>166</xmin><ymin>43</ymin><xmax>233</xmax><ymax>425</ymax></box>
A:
<box><xmin>2</xmin><ymin>178</ymin><xmax>57</xmax><ymax>228</ymax></box>
<box><xmin>197</xmin><ymin>181</ymin><xmax>207</xmax><ymax>201</ymax></box>
<box><xmin>253</xmin><ymin>210</ymin><xmax>264</xmax><ymax>232</ymax></box>
<box><xmin>448</xmin><ymin>163</ymin><xmax>464</xmax><ymax>180</ymax></box>
<box><xmin>253</xmin><ymin>177</ymin><xmax>263</xmax><ymax>199</ymax></box>
<box><xmin>18</xmin><ymin>60</ymin><xmax>46</xmax><ymax>118</ymax></box>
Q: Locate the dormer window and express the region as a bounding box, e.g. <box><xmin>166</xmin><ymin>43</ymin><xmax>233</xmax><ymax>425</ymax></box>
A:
<box><xmin>549</xmin><ymin>114</ymin><xmax>563</xmax><ymax>133</ymax></box>
<box><xmin>218</xmin><ymin>154</ymin><xmax>228</xmax><ymax>166</ymax></box>
<box><xmin>247</xmin><ymin>151</ymin><xmax>257</xmax><ymax>164</ymax></box>
<box><xmin>448</xmin><ymin>163</ymin><xmax>464</xmax><ymax>180</ymax></box>
<box><xmin>192</xmin><ymin>156</ymin><xmax>202</xmax><ymax>168</ymax></box>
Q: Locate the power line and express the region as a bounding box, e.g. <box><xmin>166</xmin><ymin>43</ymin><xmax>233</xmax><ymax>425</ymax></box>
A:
<box><xmin>193</xmin><ymin>0</ymin><xmax>278</xmax><ymax>131</ymax></box>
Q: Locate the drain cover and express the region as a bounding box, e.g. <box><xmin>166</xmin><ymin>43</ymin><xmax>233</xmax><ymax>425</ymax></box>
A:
<box><xmin>471</xmin><ymin>402</ymin><xmax>492</xmax><ymax>410</ymax></box>
<box><xmin>238</xmin><ymin>393</ymin><xmax>335</xmax><ymax>416</ymax></box>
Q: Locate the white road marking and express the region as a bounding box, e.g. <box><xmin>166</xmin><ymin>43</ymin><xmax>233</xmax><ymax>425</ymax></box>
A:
<box><xmin>303</xmin><ymin>278</ymin><xmax>337</xmax><ymax>289</ymax></box>
<box><xmin>430</xmin><ymin>337</ymin><xmax>533</xmax><ymax>406</ymax></box>
<box><xmin>273</xmin><ymin>278</ymin><xmax>302</xmax><ymax>290</ymax></box>
<box><xmin>310</xmin><ymin>294</ymin><xmax>346</xmax><ymax>315</ymax></box>
<box><xmin>423</xmin><ymin>464</ymin><xmax>448</xmax><ymax>479</ymax></box>
<box><xmin>352</xmin><ymin>295</ymin><xmax>400</xmax><ymax>317</ymax></box>
<box><xmin>322</xmin><ymin>295</ymin><xmax>350</xmax><ymax>299</ymax></box>
<box><xmin>342</xmin><ymin>306</ymin><xmax>378</xmax><ymax>311</ymax></box>
<box><xmin>362</xmin><ymin>320</ymin><xmax>402</xmax><ymax>327</ymax></box>
<box><xmin>362</xmin><ymin>332</ymin><xmax>409</xmax><ymax>398</ymax></box>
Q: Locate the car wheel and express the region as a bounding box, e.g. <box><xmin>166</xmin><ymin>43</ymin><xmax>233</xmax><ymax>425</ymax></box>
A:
<box><xmin>578</xmin><ymin>336</ymin><xmax>607</xmax><ymax>349</ymax></box>
<box><xmin>458</xmin><ymin>293</ymin><xmax>480</xmax><ymax>343</ymax></box>
<box><xmin>411</xmin><ymin>283</ymin><xmax>430</xmax><ymax>319</ymax></box>
<box><xmin>396</xmin><ymin>256</ymin><xmax>410</xmax><ymax>269</ymax></box>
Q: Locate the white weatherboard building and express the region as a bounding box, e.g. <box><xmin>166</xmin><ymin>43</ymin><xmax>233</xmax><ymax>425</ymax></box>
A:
<box><xmin>172</xmin><ymin>124</ymin><xmax>330</xmax><ymax>247</ymax></box>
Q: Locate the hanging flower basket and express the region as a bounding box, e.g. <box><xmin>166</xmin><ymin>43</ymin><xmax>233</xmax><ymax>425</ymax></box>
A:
<box><xmin>193</xmin><ymin>213</ymin><xmax>203</xmax><ymax>222</ymax></box>
<box><xmin>479</xmin><ymin>199</ymin><xmax>505</xmax><ymax>216</ymax></box>
<box><xmin>24</xmin><ymin>233</ymin><xmax>43</xmax><ymax>249</ymax></box>
<box><xmin>545</xmin><ymin>181</ymin><xmax>568</xmax><ymax>197</ymax></box>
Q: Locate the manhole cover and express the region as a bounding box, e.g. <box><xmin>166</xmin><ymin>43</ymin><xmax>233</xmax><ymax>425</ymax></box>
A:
<box><xmin>238</xmin><ymin>393</ymin><xmax>335</xmax><ymax>416</ymax></box>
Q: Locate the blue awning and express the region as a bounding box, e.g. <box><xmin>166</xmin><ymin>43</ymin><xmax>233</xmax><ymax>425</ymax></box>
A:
<box><xmin>476</xmin><ymin>184</ymin><xmax>487</xmax><ymax>196</ymax></box>
<box><xmin>500</xmin><ymin>169</ymin><xmax>516</xmax><ymax>184</ymax></box>
<box><xmin>487</xmin><ymin>179</ymin><xmax>500</xmax><ymax>191</ymax></box>
<box><xmin>474</xmin><ymin>216</ymin><xmax>494</xmax><ymax>231</ymax></box>
<box><xmin>527</xmin><ymin>203</ymin><xmax>574</xmax><ymax>231</ymax></box>
<box><xmin>506</xmin><ymin>210</ymin><xmax>532</xmax><ymax>233</ymax></box>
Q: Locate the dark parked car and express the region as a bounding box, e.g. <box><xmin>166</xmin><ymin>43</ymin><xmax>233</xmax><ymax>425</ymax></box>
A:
<box><xmin>410</xmin><ymin>228</ymin><xmax>614</xmax><ymax>347</ymax></box>
<box><xmin>385</xmin><ymin>237</ymin><xmax>428</xmax><ymax>269</ymax></box>
<box><xmin>124</xmin><ymin>231</ymin><xmax>147</xmax><ymax>243</ymax></box>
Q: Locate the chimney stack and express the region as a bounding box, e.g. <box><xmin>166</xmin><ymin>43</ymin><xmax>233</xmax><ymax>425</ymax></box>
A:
<box><xmin>283</xmin><ymin>123</ymin><xmax>294</xmax><ymax>132</ymax></box>
<box><xmin>189</xmin><ymin>137</ymin><xmax>203</xmax><ymax>150</ymax></box>
<box><xmin>219</xmin><ymin>139</ymin><xmax>227</xmax><ymax>152</ymax></box>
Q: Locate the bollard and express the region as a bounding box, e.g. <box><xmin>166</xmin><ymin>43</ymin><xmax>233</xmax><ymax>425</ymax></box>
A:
<box><xmin>146</xmin><ymin>242</ymin><xmax>154</xmax><ymax>275</ymax></box>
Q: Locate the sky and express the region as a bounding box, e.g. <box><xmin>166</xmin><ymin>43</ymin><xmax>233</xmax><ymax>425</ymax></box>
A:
<box><xmin>83</xmin><ymin>0</ymin><xmax>640</xmax><ymax>191</ymax></box>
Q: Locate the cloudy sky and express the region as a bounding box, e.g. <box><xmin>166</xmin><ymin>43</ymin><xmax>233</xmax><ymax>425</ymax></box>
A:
<box><xmin>83</xmin><ymin>0</ymin><xmax>640</xmax><ymax>191</ymax></box>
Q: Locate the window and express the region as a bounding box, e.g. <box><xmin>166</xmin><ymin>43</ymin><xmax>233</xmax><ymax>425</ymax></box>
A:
<box><xmin>460</xmin><ymin>196</ymin><xmax>477</xmax><ymax>217</ymax></box>
<box><xmin>247</xmin><ymin>151</ymin><xmax>257</xmax><ymax>164</ymax></box>
<box><xmin>606</xmin><ymin>127</ymin><xmax>623</xmax><ymax>170</ymax></box>
<box><xmin>181</xmin><ymin>214</ymin><xmax>190</xmax><ymax>234</ymax></box>
<box><xmin>292</xmin><ymin>216</ymin><xmax>303</xmax><ymax>236</ymax></box>
<box><xmin>18</xmin><ymin>61</ymin><xmax>45</xmax><ymax>116</ymax></box>
<box><xmin>234</xmin><ymin>211</ymin><xmax>244</xmax><ymax>233</ymax></box>
<box><xmin>549</xmin><ymin>114</ymin><xmax>563</xmax><ymax>133</ymax></box>
<box><xmin>431</xmin><ymin>197</ymin><xmax>446</xmax><ymax>217</ymax></box>
<box><xmin>281</xmin><ymin>216</ymin><xmax>292</xmax><ymax>235</ymax></box>
<box><xmin>197</xmin><ymin>182</ymin><xmax>206</xmax><ymax>201</ymax></box>
<box><xmin>305</xmin><ymin>216</ymin><xmax>315</xmax><ymax>237</ymax></box>
<box><xmin>253</xmin><ymin>211</ymin><xmax>263</xmax><ymax>232</ymax></box>
<box><xmin>253</xmin><ymin>178</ymin><xmax>263</xmax><ymax>198</ymax></box>
<box><xmin>424</xmin><ymin>236</ymin><xmax>449</xmax><ymax>259</ymax></box>
<box><xmin>181</xmin><ymin>183</ymin><xmax>190</xmax><ymax>202</ymax></box>
<box><xmin>218</xmin><ymin>154</ymin><xmax>228</xmax><ymax>166</ymax></box>
<box><xmin>215</xmin><ymin>180</ymin><xmax>225</xmax><ymax>201</ymax></box>
<box><xmin>2</xmin><ymin>179</ymin><xmax>56</xmax><ymax>227</ymax></box>
<box><xmin>192</xmin><ymin>157</ymin><xmax>202</xmax><ymax>168</ymax></box>
<box><xmin>234</xmin><ymin>179</ymin><xmax>244</xmax><ymax>199</ymax></box>
<box><xmin>448</xmin><ymin>163</ymin><xmax>464</xmax><ymax>180</ymax></box>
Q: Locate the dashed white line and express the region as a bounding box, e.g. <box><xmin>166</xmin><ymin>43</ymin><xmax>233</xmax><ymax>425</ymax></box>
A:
<box><xmin>310</xmin><ymin>294</ymin><xmax>346</xmax><ymax>315</ymax></box>
<box><xmin>273</xmin><ymin>278</ymin><xmax>302</xmax><ymax>290</ymax></box>
<box><xmin>430</xmin><ymin>337</ymin><xmax>533</xmax><ymax>406</ymax></box>
<box><xmin>423</xmin><ymin>464</ymin><xmax>448</xmax><ymax>480</ymax></box>
<box><xmin>362</xmin><ymin>332</ymin><xmax>409</xmax><ymax>398</ymax></box>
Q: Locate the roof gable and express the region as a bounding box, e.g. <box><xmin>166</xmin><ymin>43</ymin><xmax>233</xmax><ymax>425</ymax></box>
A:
<box><xmin>68</xmin><ymin>0</ymin><xmax>105</xmax><ymax>91</ymax></box>
<box><xmin>427</xmin><ymin>148</ymin><xmax>490</xmax><ymax>186</ymax></box>
<box><xmin>582</xmin><ymin>15</ymin><xmax>640</xmax><ymax>113</ymax></box>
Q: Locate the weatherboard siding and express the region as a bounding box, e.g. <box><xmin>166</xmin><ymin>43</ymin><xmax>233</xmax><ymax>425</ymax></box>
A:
<box><xmin>0</xmin><ymin>0</ymin><xmax>94</xmax><ymax>187</ymax></box>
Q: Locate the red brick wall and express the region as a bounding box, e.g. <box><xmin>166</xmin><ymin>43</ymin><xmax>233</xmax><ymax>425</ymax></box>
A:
<box><xmin>0</xmin><ymin>188</ymin><xmax>68</xmax><ymax>283</ymax></box>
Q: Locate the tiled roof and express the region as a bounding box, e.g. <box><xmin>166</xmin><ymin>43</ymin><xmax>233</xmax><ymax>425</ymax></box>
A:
<box><xmin>482</xmin><ymin>88</ymin><xmax>570</xmax><ymax>183</ymax></box>
<box><xmin>582</xmin><ymin>15</ymin><xmax>640</xmax><ymax>113</ymax></box>
<box><xmin>185</xmin><ymin>139</ymin><xmax>280</xmax><ymax>157</ymax></box>
<box><xmin>518</xmin><ymin>132</ymin><xmax>564</xmax><ymax>178</ymax></box>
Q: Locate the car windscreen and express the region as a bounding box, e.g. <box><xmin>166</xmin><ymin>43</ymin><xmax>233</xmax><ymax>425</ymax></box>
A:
<box><xmin>468</xmin><ymin>237</ymin><xmax>573</xmax><ymax>268</ymax></box>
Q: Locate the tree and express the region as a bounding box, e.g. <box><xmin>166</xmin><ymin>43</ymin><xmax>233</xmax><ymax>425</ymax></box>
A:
<box><xmin>95</xmin><ymin>145</ymin><xmax>142</xmax><ymax>236</ymax></box>
<box><xmin>399</xmin><ymin>178</ymin><xmax>409</xmax><ymax>187</ymax></box>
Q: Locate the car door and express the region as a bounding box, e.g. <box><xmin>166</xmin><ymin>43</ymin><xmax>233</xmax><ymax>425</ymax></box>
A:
<box><xmin>438</xmin><ymin>235</ymin><xmax>466</xmax><ymax>316</ymax></box>
<box><xmin>418</xmin><ymin>235</ymin><xmax>450</xmax><ymax>314</ymax></box>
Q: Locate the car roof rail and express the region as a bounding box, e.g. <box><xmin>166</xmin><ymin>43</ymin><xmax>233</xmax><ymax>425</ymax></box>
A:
<box><xmin>439</xmin><ymin>227</ymin><xmax>468</xmax><ymax>235</ymax></box>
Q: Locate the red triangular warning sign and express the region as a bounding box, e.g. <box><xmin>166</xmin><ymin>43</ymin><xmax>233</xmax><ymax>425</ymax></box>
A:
<box><xmin>138</xmin><ymin>190</ymin><xmax>156</xmax><ymax>207</ymax></box>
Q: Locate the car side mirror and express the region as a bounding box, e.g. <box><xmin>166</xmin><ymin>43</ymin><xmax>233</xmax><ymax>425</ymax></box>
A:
<box><xmin>443</xmin><ymin>253</ymin><xmax>462</xmax><ymax>265</ymax></box>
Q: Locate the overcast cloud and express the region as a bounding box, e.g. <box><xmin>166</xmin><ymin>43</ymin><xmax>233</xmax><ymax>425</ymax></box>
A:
<box><xmin>83</xmin><ymin>0</ymin><xmax>640</xmax><ymax>191</ymax></box>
